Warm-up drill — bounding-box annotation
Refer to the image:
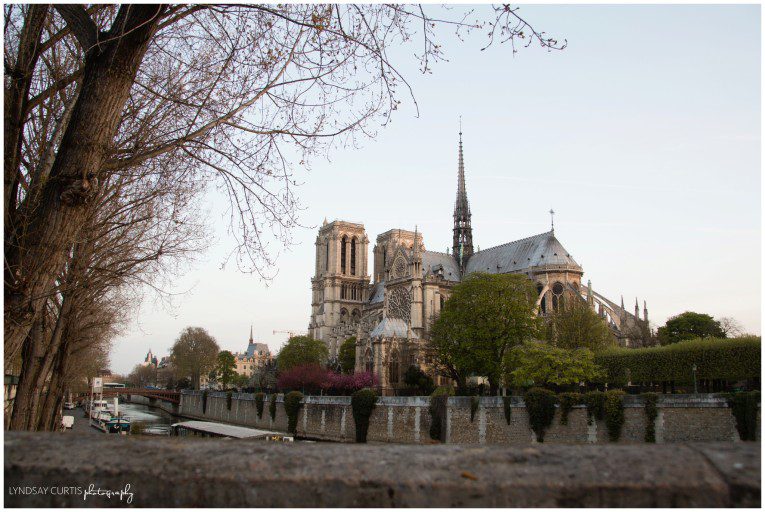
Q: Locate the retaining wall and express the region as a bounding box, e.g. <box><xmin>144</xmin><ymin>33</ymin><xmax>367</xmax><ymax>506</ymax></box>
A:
<box><xmin>123</xmin><ymin>394</ymin><xmax>180</xmax><ymax>416</ymax></box>
<box><xmin>179</xmin><ymin>391</ymin><xmax>759</xmax><ymax>444</ymax></box>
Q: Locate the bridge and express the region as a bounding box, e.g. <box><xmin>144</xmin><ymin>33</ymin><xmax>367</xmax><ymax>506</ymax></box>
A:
<box><xmin>77</xmin><ymin>388</ymin><xmax>181</xmax><ymax>404</ymax></box>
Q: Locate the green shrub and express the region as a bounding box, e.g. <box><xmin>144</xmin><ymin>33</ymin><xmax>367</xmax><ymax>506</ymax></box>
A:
<box><xmin>429</xmin><ymin>387</ymin><xmax>452</xmax><ymax>441</ymax></box>
<box><xmin>584</xmin><ymin>391</ymin><xmax>605</xmax><ymax>426</ymax></box>
<box><xmin>594</xmin><ymin>336</ymin><xmax>760</xmax><ymax>385</ymax></box>
<box><xmin>351</xmin><ymin>388</ymin><xmax>378</xmax><ymax>443</ymax></box>
<box><xmin>255</xmin><ymin>392</ymin><xmax>265</xmax><ymax>419</ymax></box>
<box><xmin>226</xmin><ymin>391</ymin><xmax>233</xmax><ymax>410</ymax></box>
<box><xmin>284</xmin><ymin>391</ymin><xmax>304</xmax><ymax>434</ymax></box>
<box><xmin>269</xmin><ymin>394</ymin><xmax>277</xmax><ymax>421</ymax></box>
<box><xmin>502</xmin><ymin>396</ymin><xmax>512</xmax><ymax>425</ymax></box>
<box><xmin>202</xmin><ymin>390</ymin><xmax>208</xmax><ymax>415</ymax></box>
<box><xmin>525</xmin><ymin>387</ymin><xmax>557</xmax><ymax>442</ymax></box>
<box><xmin>604</xmin><ymin>390</ymin><xmax>626</xmax><ymax>442</ymax></box>
<box><xmin>643</xmin><ymin>392</ymin><xmax>659</xmax><ymax>443</ymax></box>
<box><xmin>558</xmin><ymin>392</ymin><xmax>582</xmax><ymax>426</ymax></box>
<box><xmin>470</xmin><ymin>395</ymin><xmax>480</xmax><ymax>423</ymax></box>
<box><xmin>727</xmin><ymin>391</ymin><xmax>760</xmax><ymax>441</ymax></box>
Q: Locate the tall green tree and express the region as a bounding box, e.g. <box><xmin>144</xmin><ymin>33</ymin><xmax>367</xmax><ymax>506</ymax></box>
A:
<box><xmin>505</xmin><ymin>341</ymin><xmax>602</xmax><ymax>388</ymax></box>
<box><xmin>546</xmin><ymin>298</ymin><xmax>616</xmax><ymax>352</ymax></box>
<box><xmin>657</xmin><ymin>312</ymin><xmax>726</xmax><ymax>345</ymax></box>
<box><xmin>428</xmin><ymin>272</ymin><xmax>541</xmax><ymax>394</ymax></box>
<box><xmin>169</xmin><ymin>327</ymin><xmax>220</xmax><ymax>390</ymax></box>
<box><xmin>276</xmin><ymin>335</ymin><xmax>329</xmax><ymax>372</ymax></box>
<box><xmin>338</xmin><ymin>337</ymin><xmax>357</xmax><ymax>375</ymax></box>
<box><xmin>215</xmin><ymin>350</ymin><xmax>237</xmax><ymax>389</ymax></box>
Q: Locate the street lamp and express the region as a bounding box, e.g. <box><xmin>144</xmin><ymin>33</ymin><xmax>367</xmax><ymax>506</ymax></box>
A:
<box><xmin>692</xmin><ymin>364</ymin><xmax>698</xmax><ymax>394</ymax></box>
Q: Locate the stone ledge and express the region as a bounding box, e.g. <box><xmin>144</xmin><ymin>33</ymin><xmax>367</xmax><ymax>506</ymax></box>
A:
<box><xmin>4</xmin><ymin>433</ymin><xmax>760</xmax><ymax>507</ymax></box>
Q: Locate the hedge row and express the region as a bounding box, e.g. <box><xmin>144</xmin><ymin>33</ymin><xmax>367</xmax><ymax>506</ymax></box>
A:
<box><xmin>594</xmin><ymin>336</ymin><xmax>760</xmax><ymax>385</ymax></box>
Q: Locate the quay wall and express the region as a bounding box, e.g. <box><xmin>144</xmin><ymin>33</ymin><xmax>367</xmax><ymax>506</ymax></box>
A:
<box><xmin>179</xmin><ymin>391</ymin><xmax>759</xmax><ymax>444</ymax></box>
<box><xmin>123</xmin><ymin>394</ymin><xmax>179</xmax><ymax>416</ymax></box>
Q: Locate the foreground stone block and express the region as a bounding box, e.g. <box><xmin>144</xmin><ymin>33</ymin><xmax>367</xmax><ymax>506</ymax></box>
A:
<box><xmin>4</xmin><ymin>433</ymin><xmax>760</xmax><ymax>507</ymax></box>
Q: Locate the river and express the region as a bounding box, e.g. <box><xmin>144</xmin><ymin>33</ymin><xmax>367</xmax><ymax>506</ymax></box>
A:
<box><xmin>119</xmin><ymin>401</ymin><xmax>177</xmax><ymax>436</ymax></box>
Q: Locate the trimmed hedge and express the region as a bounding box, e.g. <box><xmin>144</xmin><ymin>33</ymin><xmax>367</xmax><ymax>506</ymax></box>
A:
<box><xmin>643</xmin><ymin>393</ymin><xmax>658</xmax><ymax>443</ymax></box>
<box><xmin>525</xmin><ymin>387</ymin><xmax>557</xmax><ymax>442</ymax></box>
<box><xmin>255</xmin><ymin>392</ymin><xmax>265</xmax><ymax>419</ymax></box>
<box><xmin>351</xmin><ymin>388</ymin><xmax>378</xmax><ymax>443</ymax></box>
<box><xmin>284</xmin><ymin>391</ymin><xmax>304</xmax><ymax>434</ymax></box>
<box><xmin>269</xmin><ymin>393</ymin><xmax>277</xmax><ymax>421</ymax></box>
<box><xmin>725</xmin><ymin>391</ymin><xmax>760</xmax><ymax>441</ymax></box>
<box><xmin>584</xmin><ymin>391</ymin><xmax>605</xmax><ymax>426</ymax></box>
<box><xmin>595</xmin><ymin>336</ymin><xmax>760</xmax><ymax>385</ymax></box>
<box><xmin>604</xmin><ymin>390</ymin><xmax>626</xmax><ymax>442</ymax></box>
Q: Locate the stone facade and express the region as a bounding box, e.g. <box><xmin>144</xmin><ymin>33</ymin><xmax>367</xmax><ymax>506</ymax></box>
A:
<box><xmin>308</xmin><ymin>133</ymin><xmax>652</xmax><ymax>395</ymax></box>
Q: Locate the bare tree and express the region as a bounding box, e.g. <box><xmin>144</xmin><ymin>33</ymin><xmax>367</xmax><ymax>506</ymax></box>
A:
<box><xmin>718</xmin><ymin>317</ymin><xmax>743</xmax><ymax>338</ymax></box>
<box><xmin>5</xmin><ymin>4</ymin><xmax>563</xmax><ymax>429</ymax></box>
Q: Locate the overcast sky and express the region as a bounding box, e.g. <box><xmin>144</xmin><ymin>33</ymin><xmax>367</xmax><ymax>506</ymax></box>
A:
<box><xmin>111</xmin><ymin>4</ymin><xmax>760</xmax><ymax>374</ymax></box>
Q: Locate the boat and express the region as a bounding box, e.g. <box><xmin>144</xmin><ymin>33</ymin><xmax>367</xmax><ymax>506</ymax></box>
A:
<box><xmin>86</xmin><ymin>379</ymin><xmax>131</xmax><ymax>434</ymax></box>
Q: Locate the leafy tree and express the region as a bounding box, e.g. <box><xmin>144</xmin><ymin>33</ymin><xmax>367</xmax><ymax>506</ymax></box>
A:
<box><xmin>403</xmin><ymin>365</ymin><xmax>435</xmax><ymax>395</ymax></box>
<box><xmin>233</xmin><ymin>373</ymin><xmax>251</xmax><ymax>390</ymax></box>
<box><xmin>429</xmin><ymin>272</ymin><xmax>541</xmax><ymax>394</ymax></box>
<box><xmin>505</xmin><ymin>341</ymin><xmax>603</xmax><ymax>388</ymax></box>
<box><xmin>545</xmin><ymin>298</ymin><xmax>616</xmax><ymax>353</ymax></box>
<box><xmin>657</xmin><ymin>312</ymin><xmax>725</xmax><ymax>345</ymax></box>
<box><xmin>127</xmin><ymin>364</ymin><xmax>157</xmax><ymax>388</ymax></box>
<box><xmin>215</xmin><ymin>350</ymin><xmax>237</xmax><ymax>389</ymax></box>
<box><xmin>169</xmin><ymin>327</ymin><xmax>220</xmax><ymax>390</ymax></box>
<box><xmin>338</xmin><ymin>337</ymin><xmax>357</xmax><ymax>375</ymax></box>
<box><xmin>276</xmin><ymin>336</ymin><xmax>329</xmax><ymax>372</ymax></box>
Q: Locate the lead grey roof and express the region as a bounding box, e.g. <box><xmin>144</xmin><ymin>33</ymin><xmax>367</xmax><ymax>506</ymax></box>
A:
<box><xmin>368</xmin><ymin>282</ymin><xmax>385</xmax><ymax>304</ymax></box>
<box><xmin>422</xmin><ymin>251</ymin><xmax>461</xmax><ymax>282</ymax></box>
<box><xmin>370</xmin><ymin>317</ymin><xmax>414</xmax><ymax>338</ymax></box>
<box><xmin>465</xmin><ymin>231</ymin><xmax>581</xmax><ymax>275</ymax></box>
<box><xmin>245</xmin><ymin>342</ymin><xmax>270</xmax><ymax>357</ymax></box>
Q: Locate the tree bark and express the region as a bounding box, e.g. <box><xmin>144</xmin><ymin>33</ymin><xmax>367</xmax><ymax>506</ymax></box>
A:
<box><xmin>5</xmin><ymin>4</ymin><xmax>167</xmax><ymax>361</ymax></box>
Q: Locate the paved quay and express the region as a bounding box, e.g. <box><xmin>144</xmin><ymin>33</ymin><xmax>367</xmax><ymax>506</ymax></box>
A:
<box><xmin>5</xmin><ymin>432</ymin><xmax>760</xmax><ymax>507</ymax></box>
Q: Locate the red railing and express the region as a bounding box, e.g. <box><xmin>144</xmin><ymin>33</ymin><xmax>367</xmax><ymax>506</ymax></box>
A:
<box><xmin>76</xmin><ymin>388</ymin><xmax>181</xmax><ymax>405</ymax></box>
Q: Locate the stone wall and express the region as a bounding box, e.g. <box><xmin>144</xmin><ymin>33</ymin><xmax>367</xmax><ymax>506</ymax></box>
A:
<box><xmin>178</xmin><ymin>391</ymin><xmax>759</xmax><ymax>444</ymax></box>
<box><xmin>5</xmin><ymin>433</ymin><xmax>760</xmax><ymax>507</ymax></box>
<box><xmin>123</xmin><ymin>394</ymin><xmax>179</xmax><ymax>416</ymax></box>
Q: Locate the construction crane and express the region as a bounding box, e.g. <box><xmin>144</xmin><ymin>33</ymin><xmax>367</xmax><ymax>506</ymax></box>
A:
<box><xmin>272</xmin><ymin>329</ymin><xmax>305</xmax><ymax>339</ymax></box>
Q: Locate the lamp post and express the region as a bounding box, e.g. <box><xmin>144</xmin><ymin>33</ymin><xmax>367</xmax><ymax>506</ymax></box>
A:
<box><xmin>692</xmin><ymin>364</ymin><xmax>698</xmax><ymax>394</ymax></box>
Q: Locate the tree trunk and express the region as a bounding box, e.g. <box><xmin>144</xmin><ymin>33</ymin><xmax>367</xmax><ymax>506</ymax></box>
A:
<box><xmin>4</xmin><ymin>5</ymin><xmax>48</xmax><ymax>233</ymax></box>
<box><xmin>8</xmin><ymin>315</ymin><xmax>47</xmax><ymax>430</ymax></box>
<box><xmin>4</xmin><ymin>4</ymin><xmax>167</xmax><ymax>362</ymax></box>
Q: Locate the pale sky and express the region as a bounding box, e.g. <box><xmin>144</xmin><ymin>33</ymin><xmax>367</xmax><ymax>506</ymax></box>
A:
<box><xmin>111</xmin><ymin>4</ymin><xmax>761</xmax><ymax>374</ymax></box>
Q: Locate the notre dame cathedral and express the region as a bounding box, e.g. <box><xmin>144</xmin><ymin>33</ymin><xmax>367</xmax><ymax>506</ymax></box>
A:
<box><xmin>308</xmin><ymin>132</ymin><xmax>650</xmax><ymax>395</ymax></box>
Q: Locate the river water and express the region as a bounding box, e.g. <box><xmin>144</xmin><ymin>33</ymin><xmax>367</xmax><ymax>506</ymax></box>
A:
<box><xmin>119</xmin><ymin>401</ymin><xmax>177</xmax><ymax>436</ymax></box>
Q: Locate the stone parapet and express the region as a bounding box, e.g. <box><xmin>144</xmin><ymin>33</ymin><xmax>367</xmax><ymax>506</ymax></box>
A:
<box><xmin>4</xmin><ymin>433</ymin><xmax>760</xmax><ymax>507</ymax></box>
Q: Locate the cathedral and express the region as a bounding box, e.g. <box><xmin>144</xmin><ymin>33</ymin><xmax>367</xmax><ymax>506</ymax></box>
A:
<box><xmin>308</xmin><ymin>132</ymin><xmax>650</xmax><ymax>395</ymax></box>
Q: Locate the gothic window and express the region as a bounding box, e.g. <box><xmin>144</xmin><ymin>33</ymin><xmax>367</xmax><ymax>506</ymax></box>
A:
<box><xmin>393</xmin><ymin>256</ymin><xmax>407</xmax><ymax>278</ymax></box>
<box><xmin>552</xmin><ymin>282</ymin><xmax>564</xmax><ymax>312</ymax></box>
<box><xmin>439</xmin><ymin>295</ymin><xmax>445</xmax><ymax>310</ymax></box>
<box><xmin>364</xmin><ymin>348</ymin><xmax>373</xmax><ymax>373</ymax></box>
<box><xmin>388</xmin><ymin>287</ymin><xmax>411</xmax><ymax>322</ymax></box>
<box><xmin>341</xmin><ymin>284</ymin><xmax>346</xmax><ymax>299</ymax></box>
<box><xmin>341</xmin><ymin>236</ymin><xmax>347</xmax><ymax>274</ymax></box>
<box><xmin>538</xmin><ymin>283</ymin><xmax>547</xmax><ymax>314</ymax></box>
<box><xmin>325</xmin><ymin>240</ymin><xmax>329</xmax><ymax>270</ymax></box>
<box><xmin>389</xmin><ymin>350</ymin><xmax>400</xmax><ymax>384</ymax></box>
<box><xmin>382</xmin><ymin>251</ymin><xmax>386</xmax><ymax>273</ymax></box>
<box><xmin>351</xmin><ymin>238</ymin><xmax>357</xmax><ymax>275</ymax></box>
<box><xmin>340</xmin><ymin>308</ymin><xmax>348</xmax><ymax>324</ymax></box>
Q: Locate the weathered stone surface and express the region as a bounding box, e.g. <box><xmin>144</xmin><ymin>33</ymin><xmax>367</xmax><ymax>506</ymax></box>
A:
<box><xmin>4</xmin><ymin>433</ymin><xmax>759</xmax><ymax>507</ymax></box>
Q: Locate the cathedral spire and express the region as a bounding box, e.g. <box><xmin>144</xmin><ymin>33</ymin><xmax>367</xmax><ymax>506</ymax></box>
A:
<box><xmin>452</xmin><ymin>126</ymin><xmax>473</xmax><ymax>272</ymax></box>
<box><xmin>249</xmin><ymin>324</ymin><xmax>253</xmax><ymax>343</ymax></box>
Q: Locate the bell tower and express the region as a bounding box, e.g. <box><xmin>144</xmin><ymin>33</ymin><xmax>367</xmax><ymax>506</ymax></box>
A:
<box><xmin>309</xmin><ymin>220</ymin><xmax>370</xmax><ymax>357</ymax></box>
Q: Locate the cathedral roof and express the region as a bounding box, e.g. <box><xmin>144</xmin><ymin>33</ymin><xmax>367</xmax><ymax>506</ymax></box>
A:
<box><xmin>245</xmin><ymin>341</ymin><xmax>270</xmax><ymax>357</ymax></box>
<box><xmin>368</xmin><ymin>282</ymin><xmax>385</xmax><ymax>304</ymax></box>
<box><xmin>422</xmin><ymin>251</ymin><xmax>461</xmax><ymax>282</ymax></box>
<box><xmin>465</xmin><ymin>230</ymin><xmax>581</xmax><ymax>275</ymax></box>
<box><xmin>369</xmin><ymin>317</ymin><xmax>413</xmax><ymax>339</ymax></box>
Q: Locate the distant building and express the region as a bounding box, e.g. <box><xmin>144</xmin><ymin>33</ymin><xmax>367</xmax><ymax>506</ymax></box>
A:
<box><xmin>142</xmin><ymin>349</ymin><xmax>158</xmax><ymax>367</ymax></box>
<box><xmin>233</xmin><ymin>327</ymin><xmax>273</xmax><ymax>378</ymax></box>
